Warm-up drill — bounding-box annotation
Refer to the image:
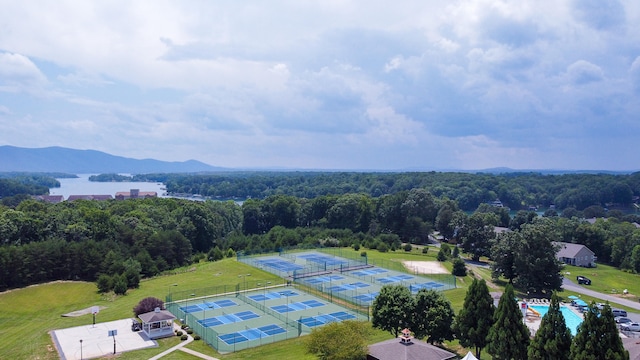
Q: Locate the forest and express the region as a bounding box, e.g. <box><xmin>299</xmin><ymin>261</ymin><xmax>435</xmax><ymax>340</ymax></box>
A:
<box><xmin>113</xmin><ymin>171</ymin><xmax>640</xmax><ymax>212</ymax></box>
<box><xmin>2</xmin><ymin>171</ymin><xmax>640</xmax><ymax>293</ymax></box>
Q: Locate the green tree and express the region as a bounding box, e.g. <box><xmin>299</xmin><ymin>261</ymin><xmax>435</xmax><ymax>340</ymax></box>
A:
<box><xmin>208</xmin><ymin>246</ymin><xmax>224</xmax><ymax>261</ymax></box>
<box><xmin>514</xmin><ymin>219</ymin><xmax>564</xmax><ymax>294</ymax></box>
<box><xmin>372</xmin><ymin>284</ymin><xmax>414</xmax><ymax>337</ymax></box>
<box><xmin>305</xmin><ymin>320</ymin><xmax>370</xmax><ymax>360</ymax></box>
<box><xmin>453</xmin><ymin>279</ymin><xmax>494</xmax><ymax>359</ymax></box>
<box><xmin>459</xmin><ymin>213</ymin><xmax>495</xmax><ymax>261</ymax></box>
<box><xmin>122</xmin><ymin>258</ymin><xmax>142</xmax><ymax>289</ymax></box>
<box><xmin>527</xmin><ymin>292</ymin><xmax>571</xmax><ymax>360</ymax></box>
<box><xmin>570</xmin><ymin>303</ymin><xmax>628</xmax><ymax>360</ymax></box>
<box><xmin>452</xmin><ymin>258</ymin><xmax>467</xmax><ymax>276</ymax></box>
<box><xmin>491</xmin><ymin>231</ymin><xmax>522</xmax><ymax>284</ymax></box>
<box><xmin>112</xmin><ymin>274</ymin><xmax>128</xmax><ymax>295</ymax></box>
<box><xmin>411</xmin><ymin>289</ymin><xmax>454</xmax><ymax>344</ymax></box>
<box><xmin>96</xmin><ymin>273</ymin><xmax>113</xmax><ymax>293</ymax></box>
<box><xmin>487</xmin><ymin>284</ymin><xmax>530</xmax><ymax>359</ymax></box>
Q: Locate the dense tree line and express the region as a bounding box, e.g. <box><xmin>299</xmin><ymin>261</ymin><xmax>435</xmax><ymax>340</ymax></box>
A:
<box><xmin>3</xmin><ymin>184</ymin><xmax>640</xmax><ymax>291</ymax></box>
<box><xmin>0</xmin><ymin>197</ymin><xmax>240</xmax><ymax>291</ymax></box>
<box><xmin>0</xmin><ymin>178</ymin><xmax>51</xmax><ymax>198</ymax></box>
<box><xmin>124</xmin><ymin>171</ymin><xmax>640</xmax><ymax>212</ymax></box>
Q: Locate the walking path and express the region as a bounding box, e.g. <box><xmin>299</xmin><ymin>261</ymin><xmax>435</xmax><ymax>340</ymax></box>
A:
<box><xmin>148</xmin><ymin>323</ymin><xmax>220</xmax><ymax>360</ymax></box>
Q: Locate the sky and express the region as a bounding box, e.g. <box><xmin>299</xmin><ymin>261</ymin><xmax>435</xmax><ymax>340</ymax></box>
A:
<box><xmin>1</xmin><ymin>1</ymin><xmax>639</xmax><ymax>171</ymax></box>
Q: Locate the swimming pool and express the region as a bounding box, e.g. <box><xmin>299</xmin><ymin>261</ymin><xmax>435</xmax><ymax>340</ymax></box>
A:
<box><xmin>529</xmin><ymin>305</ymin><xmax>583</xmax><ymax>336</ymax></box>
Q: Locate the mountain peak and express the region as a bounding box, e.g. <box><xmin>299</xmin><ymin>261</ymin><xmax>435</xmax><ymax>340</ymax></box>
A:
<box><xmin>0</xmin><ymin>145</ymin><xmax>224</xmax><ymax>173</ymax></box>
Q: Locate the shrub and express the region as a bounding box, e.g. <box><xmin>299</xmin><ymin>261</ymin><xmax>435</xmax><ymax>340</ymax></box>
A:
<box><xmin>181</xmin><ymin>324</ymin><xmax>187</xmax><ymax>329</ymax></box>
<box><xmin>176</xmin><ymin>331</ymin><xmax>183</xmax><ymax>336</ymax></box>
<box><xmin>194</xmin><ymin>335</ymin><xmax>201</xmax><ymax>340</ymax></box>
<box><xmin>186</xmin><ymin>329</ymin><xmax>193</xmax><ymax>334</ymax></box>
<box><xmin>437</xmin><ymin>247</ymin><xmax>448</xmax><ymax>262</ymax></box>
<box><xmin>181</xmin><ymin>334</ymin><xmax>188</xmax><ymax>341</ymax></box>
<box><xmin>422</xmin><ymin>247</ymin><xmax>429</xmax><ymax>254</ymax></box>
<box><xmin>96</xmin><ymin>274</ymin><xmax>113</xmax><ymax>293</ymax></box>
<box><xmin>133</xmin><ymin>297</ymin><xmax>165</xmax><ymax>317</ymax></box>
<box><xmin>360</xmin><ymin>251</ymin><xmax>367</xmax><ymax>257</ymax></box>
<box><xmin>403</xmin><ymin>244</ymin><xmax>412</xmax><ymax>252</ymax></box>
<box><xmin>112</xmin><ymin>274</ymin><xmax>128</xmax><ymax>295</ymax></box>
<box><xmin>452</xmin><ymin>258</ymin><xmax>467</xmax><ymax>276</ymax></box>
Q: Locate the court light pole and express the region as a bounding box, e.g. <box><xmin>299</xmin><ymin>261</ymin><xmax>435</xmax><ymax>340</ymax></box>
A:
<box><xmin>79</xmin><ymin>339</ymin><xmax>83</xmax><ymax>360</ymax></box>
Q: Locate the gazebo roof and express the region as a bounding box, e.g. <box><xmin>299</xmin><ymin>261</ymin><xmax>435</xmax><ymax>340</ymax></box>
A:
<box><xmin>138</xmin><ymin>308</ymin><xmax>176</xmax><ymax>323</ymax></box>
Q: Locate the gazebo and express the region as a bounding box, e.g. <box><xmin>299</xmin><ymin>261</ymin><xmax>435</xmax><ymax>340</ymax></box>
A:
<box><xmin>367</xmin><ymin>329</ymin><xmax>457</xmax><ymax>360</ymax></box>
<box><xmin>138</xmin><ymin>307</ymin><xmax>176</xmax><ymax>339</ymax></box>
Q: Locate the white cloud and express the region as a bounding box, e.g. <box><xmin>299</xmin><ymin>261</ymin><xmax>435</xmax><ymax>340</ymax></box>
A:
<box><xmin>0</xmin><ymin>1</ymin><xmax>639</xmax><ymax>170</ymax></box>
<box><xmin>0</xmin><ymin>52</ymin><xmax>48</xmax><ymax>92</ymax></box>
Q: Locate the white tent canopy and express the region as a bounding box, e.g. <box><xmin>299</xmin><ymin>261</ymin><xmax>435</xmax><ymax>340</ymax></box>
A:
<box><xmin>461</xmin><ymin>352</ymin><xmax>479</xmax><ymax>360</ymax></box>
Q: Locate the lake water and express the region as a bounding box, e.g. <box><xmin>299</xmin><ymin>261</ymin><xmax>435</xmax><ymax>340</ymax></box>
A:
<box><xmin>49</xmin><ymin>174</ymin><xmax>167</xmax><ymax>199</ymax></box>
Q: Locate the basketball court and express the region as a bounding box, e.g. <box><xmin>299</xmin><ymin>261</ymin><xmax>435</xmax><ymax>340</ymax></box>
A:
<box><xmin>51</xmin><ymin>318</ymin><xmax>158</xmax><ymax>360</ymax></box>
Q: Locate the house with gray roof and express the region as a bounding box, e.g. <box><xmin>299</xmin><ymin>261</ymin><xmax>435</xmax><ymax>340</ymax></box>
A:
<box><xmin>554</xmin><ymin>242</ymin><xmax>596</xmax><ymax>268</ymax></box>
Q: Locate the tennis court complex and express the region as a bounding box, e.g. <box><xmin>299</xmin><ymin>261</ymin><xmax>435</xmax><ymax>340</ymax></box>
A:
<box><xmin>166</xmin><ymin>284</ymin><xmax>367</xmax><ymax>353</ymax></box>
<box><xmin>239</xmin><ymin>250</ymin><xmax>456</xmax><ymax>306</ymax></box>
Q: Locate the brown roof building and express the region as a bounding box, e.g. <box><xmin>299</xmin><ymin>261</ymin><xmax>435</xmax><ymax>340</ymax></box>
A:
<box><xmin>115</xmin><ymin>189</ymin><xmax>157</xmax><ymax>200</ymax></box>
<box><xmin>368</xmin><ymin>329</ymin><xmax>457</xmax><ymax>360</ymax></box>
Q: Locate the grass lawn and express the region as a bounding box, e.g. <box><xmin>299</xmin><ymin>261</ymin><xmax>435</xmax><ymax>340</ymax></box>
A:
<box><xmin>564</xmin><ymin>263</ymin><xmax>640</xmax><ymax>299</ymax></box>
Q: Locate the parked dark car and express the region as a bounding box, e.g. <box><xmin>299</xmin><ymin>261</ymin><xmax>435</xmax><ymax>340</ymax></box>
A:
<box><xmin>576</xmin><ymin>275</ymin><xmax>591</xmax><ymax>285</ymax></box>
<box><xmin>131</xmin><ymin>318</ymin><xmax>142</xmax><ymax>332</ymax></box>
<box><xmin>616</xmin><ymin>317</ymin><xmax>632</xmax><ymax>325</ymax></box>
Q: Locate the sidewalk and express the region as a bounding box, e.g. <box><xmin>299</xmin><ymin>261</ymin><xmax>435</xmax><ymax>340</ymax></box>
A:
<box><xmin>148</xmin><ymin>323</ymin><xmax>220</xmax><ymax>360</ymax></box>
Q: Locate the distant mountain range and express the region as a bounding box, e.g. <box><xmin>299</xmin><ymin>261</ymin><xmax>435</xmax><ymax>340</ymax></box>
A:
<box><xmin>1</xmin><ymin>145</ymin><xmax>634</xmax><ymax>175</ymax></box>
<box><xmin>0</xmin><ymin>146</ymin><xmax>225</xmax><ymax>174</ymax></box>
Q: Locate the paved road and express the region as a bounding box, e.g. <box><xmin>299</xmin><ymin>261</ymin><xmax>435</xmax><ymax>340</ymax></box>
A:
<box><xmin>563</xmin><ymin>277</ymin><xmax>640</xmax><ymax>322</ymax></box>
<box><xmin>562</xmin><ymin>277</ymin><xmax>640</xmax><ymax>311</ymax></box>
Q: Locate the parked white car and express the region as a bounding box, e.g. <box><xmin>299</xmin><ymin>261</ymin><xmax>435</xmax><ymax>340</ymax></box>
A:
<box><xmin>620</xmin><ymin>322</ymin><xmax>640</xmax><ymax>332</ymax></box>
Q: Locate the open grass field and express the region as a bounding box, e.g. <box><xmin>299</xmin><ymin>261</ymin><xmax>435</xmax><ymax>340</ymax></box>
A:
<box><xmin>3</xmin><ymin>245</ymin><xmax>637</xmax><ymax>359</ymax></box>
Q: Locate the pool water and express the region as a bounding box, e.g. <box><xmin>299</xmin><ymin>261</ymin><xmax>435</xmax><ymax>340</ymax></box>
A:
<box><xmin>529</xmin><ymin>305</ymin><xmax>583</xmax><ymax>336</ymax></box>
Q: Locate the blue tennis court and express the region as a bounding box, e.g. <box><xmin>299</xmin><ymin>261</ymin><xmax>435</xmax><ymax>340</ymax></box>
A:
<box><xmin>350</xmin><ymin>268</ymin><xmax>388</xmax><ymax>276</ymax></box>
<box><xmin>298</xmin><ymin>311</ymin><xmax>357</xmax><ymax>328</ymax></box>
<box><xmin>353</xmin><ymin>292</ymin><xmax>379</xmax><ymax>303</ymax></box>
<box><xmin>298</xmin><ymin>253</ymin><xmax>348</xmax><ymax>266</ymax></box>
<box><xmin>180</xmin><ymin>299</ymin><xmax>238</xmax><ymax>313</ymax></box>
<box><xmin>248</xmin><ymin>290</ymin><xmax>299</xmax><ymax>302</ymax></box>
<box><xmin>271</xmin><ymin>299</ymin><xmax>325</xmax><ymax>313</ymax></box>
<box><xmin>410</xmin><ymin>282</ymin><xmax>444</xmax><ymax>292</ymax></box>
<box><xmin>198</xmin><ymin>310</ymin><xmax>260</xmax><ymax>327</ymax></box>
<box><xmin>327</xmin><ymin>282</ymin><xmax>371</xmax><ymax>292</ymax></box>
<box><xmin>377</xmin><ymin>274</ymin><xmax>414</xmax><ymax>284</ymax></box>
<box><xmin>303</xmin><ymin>275</ymin><xmax>345</xmax><ymax>285</ymax></box>
<box><xmin>218</xmin><ymin>324</ymin><xmax>287</xmax><ymax>345</ymax></box>
<box><xmin>256</xmin><ymin>258</ymin><xmax>305</xmax><ymax>272</ymax></box>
